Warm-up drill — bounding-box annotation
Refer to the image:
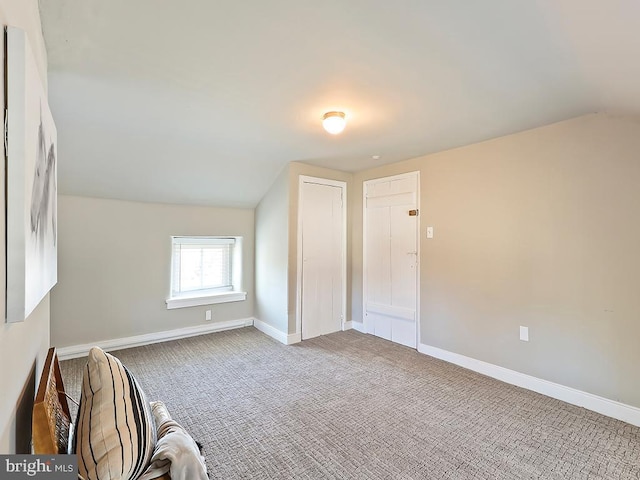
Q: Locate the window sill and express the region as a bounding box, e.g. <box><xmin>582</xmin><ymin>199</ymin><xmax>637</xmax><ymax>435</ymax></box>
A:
<box><xmin>166</xmin><ymin>291</ymin><xmax>247</xmax><ymax>310</ymax></box>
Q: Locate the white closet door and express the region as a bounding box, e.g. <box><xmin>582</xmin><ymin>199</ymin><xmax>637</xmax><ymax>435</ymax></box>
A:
<box><xmin>301</xmin><ymin>181</ymin><xmax>343</xmax><ymax>340</ymax></box>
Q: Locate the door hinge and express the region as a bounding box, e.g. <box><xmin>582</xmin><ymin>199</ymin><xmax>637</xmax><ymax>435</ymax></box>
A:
<box><xmin>409</xmin><ymin>209</ymin><xmax>419</xmax><ymax>216</ymax></box>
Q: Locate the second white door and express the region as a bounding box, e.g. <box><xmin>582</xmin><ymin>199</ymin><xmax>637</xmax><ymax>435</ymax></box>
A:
<box><xmin>300</xmin><ymin>178</ymin><xmax>345</xmax><ymax>340</ymax></box>
<box><xmin>364</xmin><ymin>172</ymin><xmax>419</xmax><ymax>348</ymax></box>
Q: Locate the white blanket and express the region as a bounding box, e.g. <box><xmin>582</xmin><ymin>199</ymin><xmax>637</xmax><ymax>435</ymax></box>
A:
<box><xmin>138</xmin><ymin>402</ymin><xmax>208</xmax><ymax>480</ymax></box>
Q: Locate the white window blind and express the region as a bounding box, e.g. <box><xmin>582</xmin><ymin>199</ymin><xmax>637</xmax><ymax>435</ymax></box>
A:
<box><xmin>171</xmin><ymin>237</ymin><xmax>235</xmax><ymax>297</ymax></box>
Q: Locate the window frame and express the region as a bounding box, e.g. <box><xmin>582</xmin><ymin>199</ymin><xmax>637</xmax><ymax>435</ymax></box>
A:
<box><xmin>166</xmin><ymin>235</ymin><xmax>247</xmax><ymax>310</ymax></box>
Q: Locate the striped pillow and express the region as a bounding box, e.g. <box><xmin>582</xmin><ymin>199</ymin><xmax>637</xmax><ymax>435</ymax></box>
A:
<box><xmin>75</xmin><ymin>347</ymin><xmax>156</xmax><ymax>480</ymax></box>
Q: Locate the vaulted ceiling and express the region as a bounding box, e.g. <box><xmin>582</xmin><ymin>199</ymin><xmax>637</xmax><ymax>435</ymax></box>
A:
<box><xmin>39</xmin><ymin>0</ymin><xmax>640</xmax><ymax>207</ymax></box>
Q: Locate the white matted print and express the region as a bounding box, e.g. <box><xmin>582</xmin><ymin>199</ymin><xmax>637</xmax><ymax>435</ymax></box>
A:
<box><xmin>5</xmin><ymin>27</ymin><xmax>57</xmax><ymax>323</ymax></box>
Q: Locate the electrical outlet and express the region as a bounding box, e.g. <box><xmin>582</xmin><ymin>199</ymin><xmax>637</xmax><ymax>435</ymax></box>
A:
<box><xmin>519</xmin><ymin>326</ymin><xmax>529</xmax><ymax>342</ymax></box>
<box><xmin>205</xmin><ymin>310</ymin><xmax>212</xmax><ymax>321</ymax></box>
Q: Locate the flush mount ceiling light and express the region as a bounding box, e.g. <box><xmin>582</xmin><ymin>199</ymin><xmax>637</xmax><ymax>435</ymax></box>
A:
<box><xmin>322</xmin><ymin>111</ymin><xmax>346</xmax><ymax>135</ymax></box>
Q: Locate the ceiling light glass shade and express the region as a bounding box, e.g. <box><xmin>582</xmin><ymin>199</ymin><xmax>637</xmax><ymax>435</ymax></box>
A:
<box><xmin>322</xmin><ymin>111</ymin><xmax>346</xmax><ymax>134</ymax></box>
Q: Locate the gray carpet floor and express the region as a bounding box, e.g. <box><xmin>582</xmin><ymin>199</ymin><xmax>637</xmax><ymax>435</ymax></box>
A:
<box><xmin>61</xmin><ymin>328</ymin><xmax>640</xmax><ymax>479</ymax></box>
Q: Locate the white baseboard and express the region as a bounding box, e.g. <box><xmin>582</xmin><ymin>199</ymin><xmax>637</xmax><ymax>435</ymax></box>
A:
<box><xmin>253</xmin><ymin>318</ymin><xmax>301</xmax><ymax>345</ymax></box>
<box><xmin>351</xmin><ymin>321</ymin><xmax>366</xmax><ymax>333</ymax></box>
<box><xmin>343</xmin><ymin>321</ymin><xmax>353</xmax><ymax>330</ymax></box>
<box><xmin>418</xmin><ymin>343</ymin><xmax>640</xmax><ymax>427</ymax></box>
<box><xmin>57</xmin><ymin>318</ymin><xmax>255</xmax><ymax>360</ymax></box>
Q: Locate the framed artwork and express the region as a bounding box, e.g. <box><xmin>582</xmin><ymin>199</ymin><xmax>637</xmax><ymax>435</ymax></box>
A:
<box><xmin>5</xmin><ymin>26</ymin><xmax>58</xmax><ymax>323</ymax></box>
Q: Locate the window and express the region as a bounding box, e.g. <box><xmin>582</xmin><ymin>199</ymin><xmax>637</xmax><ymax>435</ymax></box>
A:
<box><xmin>166</xmin><ymin>236</ymin><xmax>246</xmax><ymax>309</ymax></box>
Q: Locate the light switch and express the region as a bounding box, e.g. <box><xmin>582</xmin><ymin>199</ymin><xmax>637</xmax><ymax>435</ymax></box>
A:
<box><xmin>426</xmin><ymin>226</ymin><xmax>434</xmax><ymax>239</ymax></box>
<box><xmin>205</xmin><ymin>310</ymin><xmax>212</xmax><ymax>321</ymax></box>
<box><xmin>519</xmin><ymin>326</ymin><xmax>529</xmax><ymax>342</ymax></box>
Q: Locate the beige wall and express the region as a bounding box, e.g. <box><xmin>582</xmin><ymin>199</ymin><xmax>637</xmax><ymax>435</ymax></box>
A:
<box><xmin>0</xmin><ymin>0</ymin><xmax>51</xmax><ymax>452</ymax></box>
<box><xmin>51</xmin><ymin>196</ymin><xmax>254</xmax><ymax>347</ymax></box>
<box><xmin>288</xmin><ymin>162</ymin><xmax>353</xmax><ymax>334</ymax></box>
<box><xmin>254</xmin><ymin>167</ymin><xmax>289</xmax><ymax>333</ymax></box>
<box><xmin>353</xmin><ymin>113</ymin><xmax>640</xmax><ymax>407</ymax></box>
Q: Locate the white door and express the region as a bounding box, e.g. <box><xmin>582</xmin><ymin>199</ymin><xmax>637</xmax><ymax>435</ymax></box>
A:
<box><xmin>300</xmin><ymin>178</ymin><xmax>345</xmax><ymax>340</ymax></box>
<box><xmin>364</xmin><ymin>172</ymin><xmax>419</xmax><ymax>348</ymax></box>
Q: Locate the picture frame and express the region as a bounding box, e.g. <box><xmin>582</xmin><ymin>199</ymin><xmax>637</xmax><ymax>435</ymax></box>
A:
<box><xmin>5</xmin><ymin>26</ymin><xmax>58</xmax><ymax>323</ymax></box>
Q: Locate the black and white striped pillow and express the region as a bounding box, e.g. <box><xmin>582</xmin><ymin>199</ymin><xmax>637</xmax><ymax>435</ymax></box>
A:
<box><xmin>75</xmin><ymin>347</ymin><xmax>156</xmax><ymax>480</ymax></box>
